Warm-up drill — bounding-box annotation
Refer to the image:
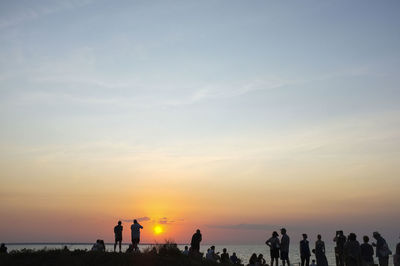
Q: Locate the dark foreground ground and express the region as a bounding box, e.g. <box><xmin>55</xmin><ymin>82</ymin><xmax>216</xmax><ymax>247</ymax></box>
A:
<box><xmin>0</xmin><ymin>249</ymin><xmax>231</xmax><ymax>266</ymax></box>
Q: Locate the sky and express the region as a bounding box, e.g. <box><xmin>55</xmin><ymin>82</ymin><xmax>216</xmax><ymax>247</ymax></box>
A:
<box><xmin>0</xmin><ymin>0</ymin><xmax>400</xmax><ymax>245</ymax></box>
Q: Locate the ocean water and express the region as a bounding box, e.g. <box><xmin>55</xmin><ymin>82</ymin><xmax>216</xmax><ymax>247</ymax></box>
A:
<box><xmin>5</xmin><ymin>243</ymin><xmax>396</xmax><ymax>266</ymax></box>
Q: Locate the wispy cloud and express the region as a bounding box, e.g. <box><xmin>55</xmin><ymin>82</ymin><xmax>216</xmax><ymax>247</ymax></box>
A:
<box><xmin>121</xmin><ymin>217</ymin><xmax>151</xmax><ymax>223</ymax></box>
<box><xmin>158</xmin><ymin>217</ymin><xmax>184</xmax><ymax>224</ymax></box>
<box><xmin>119</xmin><ymin>217</ymin><xmax>184</xmax><ymax>224</ymax></box>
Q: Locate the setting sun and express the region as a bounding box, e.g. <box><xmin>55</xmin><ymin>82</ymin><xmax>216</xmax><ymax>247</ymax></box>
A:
<box><xmin>153</xmin><ymin>225</ymin><xmax>163</xmax><ymax>235</ymax></box>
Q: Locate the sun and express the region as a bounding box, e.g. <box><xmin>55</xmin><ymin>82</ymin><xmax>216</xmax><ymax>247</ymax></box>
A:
<box><xmin>153</xmin><ymin>225</ymin><xmax>163</xmax><ymax>235</ymax></box>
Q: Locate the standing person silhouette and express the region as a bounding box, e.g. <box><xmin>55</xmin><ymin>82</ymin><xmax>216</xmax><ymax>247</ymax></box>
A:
<box><xmin>394</xmin><ymin>237</ymin><xmax>400</xmax><ymax>266</ymax></box>
<box><xmin>114</xmin><ymin>221</ymin><xmax>123</xmax><ymax>252</ymax></box>
<box><xmin>360</xmin><ymin>236</ymin><xmax>374</xmax><ymax>266</ymax></box>
<box><xmin>315</xmin><ymin>234</ymin><xmax>329</xmax><ymax>266</ymax></box>
<box><xmin>300</xmin><ymin>234</ymin><xmax>311</xmax><ymax>266</ymax></box>
<box><xmin>280</xmin><ymin>228</ymin><xmax>290</xmax><ymax>266</ymax></box>
<box><xmin>372</xmin><ymin>232</ymin><xmax>391</xmax><ymax>266</ymax></box>
<box><xmin>190</xmin><ymin>229</ymin><xmax>202</xmax><ymax>253</ymax></box>
<box><xmin>266</xmin><ymin>231</ymin><xmax>280</xmax><ymax>266</ymax></box>
<box><xmin>130</xmin><ymin>219</ymin><xmax>143</xmax><ymax>251</ymax></box>
<box><xmin>344</xmin><ymin>233</ymin><xmax>361</xmax><ymax>266</ymax></box>
<box><xmin>334</xmin><ymin>230</ymin><xmax>347</xmax><ymax>266</ymax></box>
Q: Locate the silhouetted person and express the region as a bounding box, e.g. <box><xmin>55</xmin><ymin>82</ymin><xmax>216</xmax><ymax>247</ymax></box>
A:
<box><xmin>114</xmin><ymin>220</ymin><xmax>123</xmax><ymax>252</ymax></box>
<box><xmin>249</xmin><ymin>253</ymin><xmax>258</xmax><ymax>266</ymax></box>
<box><xmin>131</xmin><ymin>219</ymin><xmax>143</xmax><ymax>251</ymax></box>
<box><xmin>280</xmin><ymin>228</ymin><xmax>290</xmax><ymax>266</ymax></box>
<box><xmin>91</xmin><ymin>239</ymin><xmax>105</xmax><ymax>251</ymax></box>
<box><xmin>335</xmin><ymin>231</ymin><xmax>347</xmax><ymax>266</ymax></box>
<box><xmin>314</xmin><ymin>234</ymin><xmax>329</xmax><ymax>266</ymax></box>
<box><xmin>344</xmin><ymin>233</ymin><xmax>361</xmax><ymax>266</ymax></box>
<box><xmin>258</xmin><ymin>253</ymin><xmax>267</xmax><ymax>265</ymax></box>
<box><xmin>0</xmin><ymin>243</ymin><xmax>7</xmax><ymax>253</ymax></box>
<box><xmin>190</xmin><ymin>229</ymin><xmax>202</xmax><ymax>253</ymax></box>
<box><xmin>221</xmin><ymin>248</ymin><xmax>230</xmax><ymax>264</ymax></box>
<box><xmin>372</xmin><ymin>232</ymin><xmax>391</xmax><ymax>266</ymax></box>
<box><xmin>300</xmin><ymin>233</ymin><xmax>311</xmax><ymax>266</ymax></box>
<box><xmin>360</xmin><ymin>236</ymin><xmax>374</xmax><ymax>266</ymax></box>
<box><xmin>231</xmin><ymin>252</ymin><xmax>240</xmax><ymax>264</ymax></box>
<box><xmin>149</xmin><ymin>246</ymin><xmax>157</xmax><ymax>255</ymax></box>
<box><xmin>266</xmin><ymin>231</ymin><xmax>280</xmax><ymax>266</ymax></box>
<box><xmin>206</xmin><ymin>245</ymin><xmax>220</xmax><ymax>261</ymax></box>
<box><xmin>394</xmin><ymin>239</ymin><xmax>400</xmax><ymax>266</ymax></box>
<box><xmin>126</xmin><ymin>244</ymin><xmax>134</xmax><ymax>253</ymax></box>
<box><xmin>183</xmin><ymin>245</ymin><xmax>189</xmax><ymax>255</ymax></box>
<box><xmin>310</xmin><ymin>259</ymin><xmax>317</xmax><ymax>266</ymax></box>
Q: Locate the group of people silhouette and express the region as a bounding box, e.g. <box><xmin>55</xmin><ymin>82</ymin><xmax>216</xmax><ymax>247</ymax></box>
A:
<box><xmin>2</xmin><ymin>222</ymin><xmax>400</xmax><ymax>266</ymax></box>
<box><xmin>111</xmin><ymin>219</ymin><xmax>143</xmax><ymax>253</ymax></box>
<box><xmin>183</xmin><ymin>228</ymin><xmax>400</xmax><ymax>266</ymax></box>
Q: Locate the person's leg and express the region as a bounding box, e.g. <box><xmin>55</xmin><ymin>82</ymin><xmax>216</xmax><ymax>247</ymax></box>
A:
<box><xmin>339</xmin><ymin>253</ymin><xmax>345</xmax><ymax>266</ymax></box>
<box><xmin>118</xmin><ymin>240</ymin><xmax>121</xmax><ymax>252</ymax></box>
<box><xmin>114</xmin><ymin>240</ymin><xmax>117</xmax><ymax>252</ymax></box>
<box><xmin>379</xmin><ymin>257</ymin><xmax>389</xmax><ymax>266</ymax></box>
<box><xmin>301</xmin><ymin>257</ymin><xmax>305</xmax><ymax>266</ymax></box>
<box><xmin>305</xmin><ymin>256</ymin><xmax>310</xmax><ymax>266</ymax></box>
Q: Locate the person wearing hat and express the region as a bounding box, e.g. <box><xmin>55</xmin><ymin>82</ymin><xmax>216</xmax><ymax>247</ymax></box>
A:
<box><xmin>300</xmin><ymin>233</ymin><xmax>311</xmax><ymax>266</ymax></box>
<box><xmin>266</xmin><ymin>231</ymin><xmax>280</xmax><ymax>266</ymax></box>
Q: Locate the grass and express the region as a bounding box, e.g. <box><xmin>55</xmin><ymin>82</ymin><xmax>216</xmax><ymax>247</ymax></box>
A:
<box><xmin>0</xmin><ymin>244</ymin><xmax>236</xmax><ymax>266</ymax></box>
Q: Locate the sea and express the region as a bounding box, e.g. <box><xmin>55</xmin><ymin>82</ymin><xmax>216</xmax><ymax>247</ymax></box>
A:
<box><xmin>4</xmin><ymin>243</ymin><xmax>397</xmax><ymax>266</ymax></box>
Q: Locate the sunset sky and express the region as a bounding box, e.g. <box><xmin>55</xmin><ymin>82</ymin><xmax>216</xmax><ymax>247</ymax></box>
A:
<box><xmin>1</xmin><ymin>0</ymin><xmax>400</xmax><ymax>244</ymax></box>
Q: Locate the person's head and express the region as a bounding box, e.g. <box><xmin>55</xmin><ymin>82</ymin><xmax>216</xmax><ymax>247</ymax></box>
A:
<box><xmin>349</xmin><ymin>233</ymin><xmax>357</xmax><ymax>241</ymax></box>
<box><xmin>281</xmin><ymin>228</ymin><xmax>287</xmax><ymax>234</ymax></box>
<box><xmin>184</xmin><ymin>246</ymin><xmax>188</xmax><ymax>250</ymax></box>
<box><xmin>272</xmin><ymin>231</ymin><xmax>279</xmax><ymax>237</ymax></box>
<box><xmin>373</xmin><ymin>232</ymin><xmax>380</xmax><ymax>239</ymax></box>
<box><xmin>134</xmin><ymin>219</ymin><xmax>137</xmax><ymax>224</ymax></box>
<box><xmin>303</xmin><ymin>233</ymin><xmax>308</xmax><ymax>239</ymax></box>
<box><xmin>223</xmin><ymin>248</ymin><xmax>227</xmax><ymax>253</ymax></box>
<box><xmin>211</xmin><ymin>245</ymin><xmax>215</xmax><ymax>250</ymax></box>
<box><xmin>317</xmin><ymin>234</ymin><xmax>322</xmax><ymax>240</ymax></box>
<box><xmin>232</xmin><ymin>252</ymin><xmax>236</xmax><ymax>256</ymax></box>
<box><xmin>118</xmin><ymin>221</ymin><xmax>121</xmax><ymax>225</ymax></box>
<box><xmin>196</xmin><ymin>229</ymin><xmax>201</xmax><ymax>234</ymax></box>
<box><xmin>312</xmin><ymin>260</ymin><xmax>316</xmax><ymax>263</ymax></box>
<box><xmin>363</xmin><ymin>236</ymin><xmax>369</xmax><ymax>243</ymax></box>
<box><xmin>250</xmin><ymin>253</ymin><xmax>257</xmax><ymax>260</ymax></box>
<box><xmin>258</xmin><ymin>253</ymin><xmax>263</xmax><ymax>258</ymax></box>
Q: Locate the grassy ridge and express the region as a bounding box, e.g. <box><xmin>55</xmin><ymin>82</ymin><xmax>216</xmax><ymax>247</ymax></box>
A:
<box><xmin>0</xmin><ymin>249</ymin><xmax>226</xmax><ymax>266</ymax></box>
